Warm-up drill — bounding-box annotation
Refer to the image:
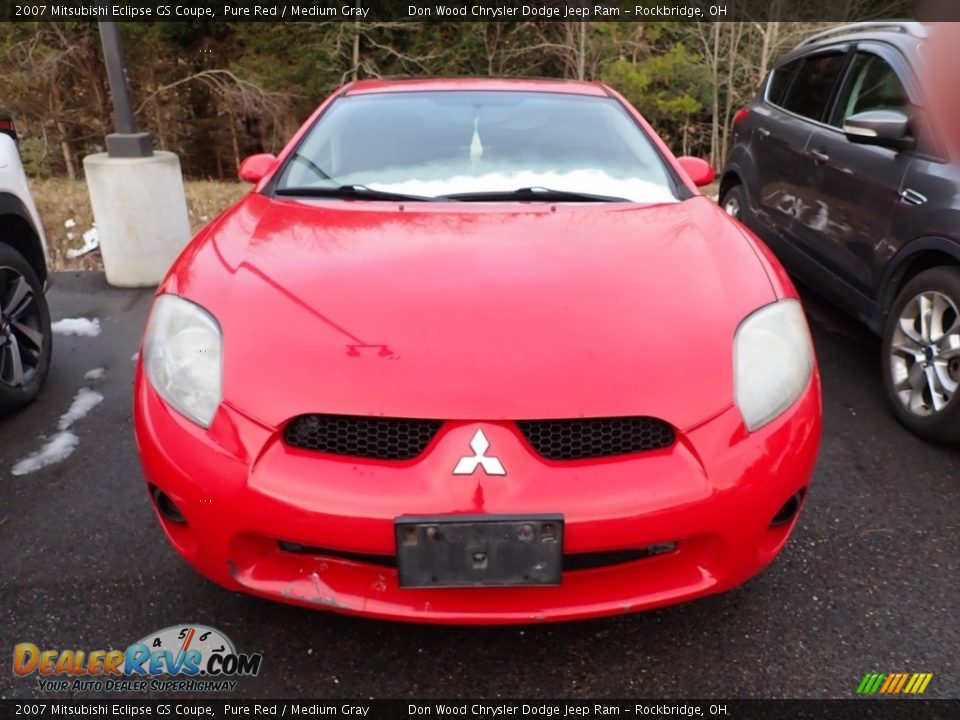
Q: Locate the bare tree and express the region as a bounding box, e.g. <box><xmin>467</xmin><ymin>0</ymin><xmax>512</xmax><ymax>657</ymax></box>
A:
<box><xmin>136</xmin><ymin>69</ymin><xmax>296</xmax><ymax>169</ymax></box>
<box><xmin>4</xmin><ymin>24</ymin><xmax>107</xmax><ymax>178</ymax></box>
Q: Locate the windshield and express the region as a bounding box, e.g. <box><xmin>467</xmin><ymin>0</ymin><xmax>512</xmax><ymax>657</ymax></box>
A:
<box><xmin>274</xmin><ymin>90</ymin><xmax>679</xmax><ymax>203</ymax></box>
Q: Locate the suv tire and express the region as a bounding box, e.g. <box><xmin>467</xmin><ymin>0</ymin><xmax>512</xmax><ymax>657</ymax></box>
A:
<box><xmin>0</xmin><ymin>242</ymin><xmax>52</xmax><ymax>414</ymax></box>
<box><xmin>720</xmin><ymin>184</ymin><xmax>746</xmax><ymax>221</ymax></box>
<box><xmin>881</xmin><ymin>266</ymin><xmax>960</xmax><ymax>443</ymax></box>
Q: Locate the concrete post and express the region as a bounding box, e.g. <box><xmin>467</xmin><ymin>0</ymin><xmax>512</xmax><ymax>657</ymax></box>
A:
<box><xmin>83</xmin><ymin>152</ymin><xmax>192</xmax><ymax>287</ymax></box>
<box><xmin>85</xmin><ymin>22</ymin><xmax>192</xmax><ymax>287</ymax></box>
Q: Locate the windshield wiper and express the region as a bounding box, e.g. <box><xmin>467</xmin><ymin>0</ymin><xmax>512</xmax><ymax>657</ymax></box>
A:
<box><xmin>440</xmin><ymin>187</ymin><xmax>631</xmax><ymax>203</ymax></box>
<box><xmin>275</xmin><ymin>185</ymin><xmax>442</xmax><ymax>202</ymax></box>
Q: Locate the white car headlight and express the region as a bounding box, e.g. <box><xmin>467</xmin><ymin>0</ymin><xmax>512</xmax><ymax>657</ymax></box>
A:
<box><xmin>733</xmin><ymin>299</ymin><xmax>814</xmax><ymax>431</ymax></box>
<box><xmin>143</xmin><ymin>294</ymin><xmax>222</xmax><ymax>428</ymax></box>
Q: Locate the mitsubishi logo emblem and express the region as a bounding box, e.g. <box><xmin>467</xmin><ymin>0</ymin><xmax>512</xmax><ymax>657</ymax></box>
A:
<box><xmin>452</xmin><ymin>429</ymin><xmax>506</xmax><ymax>476</ymax></box>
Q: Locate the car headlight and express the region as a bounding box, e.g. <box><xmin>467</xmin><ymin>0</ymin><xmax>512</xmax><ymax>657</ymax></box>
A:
<box><xmin>143</xmin><ymin>294</ymin><xmax>222</xmax><ymax>428</ymax></box>
<box><xmin>733</xmin><ymin>299</ymin><xmax>814</xmax><ymax>431</ymax></box>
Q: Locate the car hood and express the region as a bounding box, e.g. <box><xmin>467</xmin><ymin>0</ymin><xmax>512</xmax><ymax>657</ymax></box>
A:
<box><xmin>169</xmin><ymin>194</ymin><xmax>777</xmax><ymax>431</ymax></box>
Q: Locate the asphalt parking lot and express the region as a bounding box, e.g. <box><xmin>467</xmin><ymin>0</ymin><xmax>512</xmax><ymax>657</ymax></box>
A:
<box><xmin>1</xmin><ymin>271</ymin><xmax>957</xmax><ymax>700</ymax></box>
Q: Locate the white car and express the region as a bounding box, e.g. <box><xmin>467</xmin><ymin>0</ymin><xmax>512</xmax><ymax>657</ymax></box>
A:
<box><xmin>0</xmin><ymin>119</ymin><xmax>51</xmax><ymax>414</ymax></box>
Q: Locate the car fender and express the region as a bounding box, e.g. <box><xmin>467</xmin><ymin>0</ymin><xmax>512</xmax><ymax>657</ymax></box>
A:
<box><xmin>0</xmin><ymin>190</ymin><xmax>48</xmax><ymax>284</ymax></box>
<box><xmin>0</xmin><ymin>134</ymin><xmax>48</xmax><ymax>264</ymax></box>
<box><xmin>720</xmin><ymin>145</ymin><xmax>759</xmax><ymax>216</ymax></box>
<box><xmin>879</xmin><ymin>234</ymin><xmax>960</xmax><ymax>317</ymax></box>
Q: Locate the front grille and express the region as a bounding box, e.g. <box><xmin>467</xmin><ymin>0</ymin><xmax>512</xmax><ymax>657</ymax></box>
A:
<box><xmin>517</xmin><ymin>417</ymin><xmax>675</xmax><ymax>460</ymax></box>
<box><xmin>284</xmin><ymin>414</ymin><xmax>442</xmax><ymax>460</ymax></box>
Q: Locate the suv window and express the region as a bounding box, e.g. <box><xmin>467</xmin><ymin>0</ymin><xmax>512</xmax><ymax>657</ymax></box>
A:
<box><xmin>779</xmin><ymin>52</ymin><xmax>847</xmax><ymax>122</ymax></box>
<box><xmin>767</xmin><ymin>58</ymin><xmax>801</xmax><ymax>106</ymax></box>
<box><xmin>831</xmin><ymin>52</ymin><xmax>908</xmax><ymax>125</ymax></box>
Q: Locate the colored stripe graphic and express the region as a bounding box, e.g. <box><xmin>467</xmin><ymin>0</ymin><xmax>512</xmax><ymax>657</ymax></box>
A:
<box><xmin>858</xmin><ymin>672</ymin><xmax>933</xmax><ymax>694</ymax></box>
<box><xmin>857</xmin><ymin>673</ymin><xmax>885</xmax><ymax>694</ymax></box>
<box><xmin>891</xmin><ymin>674</ymin><xmax>903</xmax><ymax>693</ymax></box>
<box><xmin>879</xmin><ymin>674</ymin><xmax>897</xmax><ymax>693</ymax></box>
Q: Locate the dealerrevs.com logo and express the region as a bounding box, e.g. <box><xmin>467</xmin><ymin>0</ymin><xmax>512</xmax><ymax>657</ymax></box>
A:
<box><xmin>13</xmin><ymin>625</ymin><xmax>262</xmax><ymax>693</ymax></box>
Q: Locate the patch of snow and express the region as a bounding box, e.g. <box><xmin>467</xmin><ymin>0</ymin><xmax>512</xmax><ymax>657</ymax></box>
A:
<box><xmin>66</xmin><ymin>227</ymin><xmax>100</xmax><ymax>259</ymax></box>
<box><xmin>66</xmin><ymin>232</ymin><xmax>75</xmax><ymax>241</ymax></box>
<box><xmin>11</xmin><ymin>431</ymin><xmax>80</xmax><ymax>476</ymax></box>
<box><xmin>58</xmin><ymin>388</ymin><xmax>104</xmax><ymax>431</ymax></box>
<box><xmin>84</xmin><ymin>367</ymin><xmax>106</xmax><ymax>381</ymax></box>
<box><xmin>10</xmin><ymin>387</ymin><xmax>104</xmax><ymax>476</ymax></box>
<box><xmin>64</xmin><ymin>218</ymin><xmax>76</xmax><ymax>229</ymax></box>
<box><xmin>51</xmin><ymin>318</ymin><xmax>101</xmax><ymax>337</ymax></box>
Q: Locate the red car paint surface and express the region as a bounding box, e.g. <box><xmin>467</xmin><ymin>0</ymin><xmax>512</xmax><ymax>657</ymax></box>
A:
<box><xmin>134</xmin><ymin>78</ymin><xmax>822</xmax><ymax>624</ymax></box>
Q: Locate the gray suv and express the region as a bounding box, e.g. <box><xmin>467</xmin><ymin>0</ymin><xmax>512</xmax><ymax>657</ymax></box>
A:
<box><xmin>720</xmin><ymin>21</ymin><xmax>960</xmax><ymax>443</ymax></box>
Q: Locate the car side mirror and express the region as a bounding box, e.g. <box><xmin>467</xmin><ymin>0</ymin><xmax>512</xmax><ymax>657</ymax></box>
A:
<box><xmin>676</xmin><ymin>156</ymin><xmax>715</xmax><ymax>187</ymax></box>
<box><xmin>842</xmin><ymin>110</ymin><xmax>913</xmax><ymax>150</ymax></box>
<box><xmin>238</xmin><ymin>153</ymin><xmax>277</xmax><ymax>183</ymax></box>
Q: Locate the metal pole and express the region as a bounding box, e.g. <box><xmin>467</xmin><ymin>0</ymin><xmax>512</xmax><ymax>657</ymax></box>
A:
<box><xmin>98</xmin><ymin>22</ymin><xmax>152</xmax><ymax>157</ymax></box>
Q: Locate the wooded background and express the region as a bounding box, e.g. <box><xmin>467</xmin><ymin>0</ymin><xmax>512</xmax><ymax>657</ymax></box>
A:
<box><xmin>0</xmin><ymin>14</ymin><xmax>909</xmax><ymax>180</ymax></box>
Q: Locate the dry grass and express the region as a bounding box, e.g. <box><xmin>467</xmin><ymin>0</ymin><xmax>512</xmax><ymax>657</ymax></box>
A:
<box><xmin>31</xmin><ymin>178</ymin><xmax>248</xmax><ymax>271</ymax></box>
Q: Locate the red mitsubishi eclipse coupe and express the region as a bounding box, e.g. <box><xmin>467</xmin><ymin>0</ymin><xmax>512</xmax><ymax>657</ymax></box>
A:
<box><xmin>134</xmin><ymin>78</ymin><xmax>822</xmax><ymax>624</ymax></box>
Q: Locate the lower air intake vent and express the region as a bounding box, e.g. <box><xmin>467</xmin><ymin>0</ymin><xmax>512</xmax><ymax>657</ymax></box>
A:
<box><xmin>517</xmin><ymin>417</ymin><xmax>675</xmax><ymax>460</ymax></box>
<box><xmin>284</xmin><ymin>414</ymin><xmax>442</xmax><ymax>460</ymax></box>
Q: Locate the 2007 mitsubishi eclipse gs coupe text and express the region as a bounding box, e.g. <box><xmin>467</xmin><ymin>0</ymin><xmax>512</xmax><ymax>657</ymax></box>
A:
<box><xmin>134</xmin><ymin>78</ymin><xmax>822</xmax><ymax>624</ymax></box>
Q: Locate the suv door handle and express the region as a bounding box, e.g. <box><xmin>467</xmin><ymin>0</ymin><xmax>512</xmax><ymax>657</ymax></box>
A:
<box><xmin>807</xmin><ymin>149</ymin><xmax>830</xmax><ymax>164</ymax></box>
<box><xmin>756</xmin><ymin>127</ymin><xmax>771</xmax><ymax>138</ymax></box>
<box><xmin>899</xmin><ymin>189</ymin><xmax>927</xmax><ymax>206</ymax></box>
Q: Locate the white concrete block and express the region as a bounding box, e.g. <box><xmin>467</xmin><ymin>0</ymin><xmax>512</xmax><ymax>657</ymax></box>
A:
<box><xmin>83</xmin><ymin>151</ymin><xmax>191</xmax><ymax>287</ymax></box>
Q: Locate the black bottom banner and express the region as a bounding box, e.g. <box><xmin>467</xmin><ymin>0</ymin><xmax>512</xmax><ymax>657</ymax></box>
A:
<box><xmin>1</xmin><ymin>700</ymin><xmax>957</xmax><ymax>720</ymax></box>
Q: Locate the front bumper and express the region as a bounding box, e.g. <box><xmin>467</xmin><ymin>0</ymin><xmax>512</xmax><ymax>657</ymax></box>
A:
<box><xmin>133</xmin><ymin>370</ymin><xmax>821</xmax><ymax>624</ymax></box>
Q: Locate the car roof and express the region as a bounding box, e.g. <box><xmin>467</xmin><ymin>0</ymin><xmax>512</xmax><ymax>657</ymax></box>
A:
<box><xmin>776</xmin><ymin>21</ymin><xmax>926</xmax><ymax>67</ymax></box>
<box><xmin>342</xmin><ymin>77</ymin><xmax>612</xmax><ymax>97</ymax></box>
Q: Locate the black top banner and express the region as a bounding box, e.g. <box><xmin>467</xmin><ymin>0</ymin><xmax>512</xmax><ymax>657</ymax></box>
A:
<box><xmin>1</xmin><ymin>0</ymin><xmax>960</xmax><ymax>23</ymax></box>
<box><xmin>2</xmin><ymin>700</ymin><xmax>959</xmax><ymax>720</ymax></box>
